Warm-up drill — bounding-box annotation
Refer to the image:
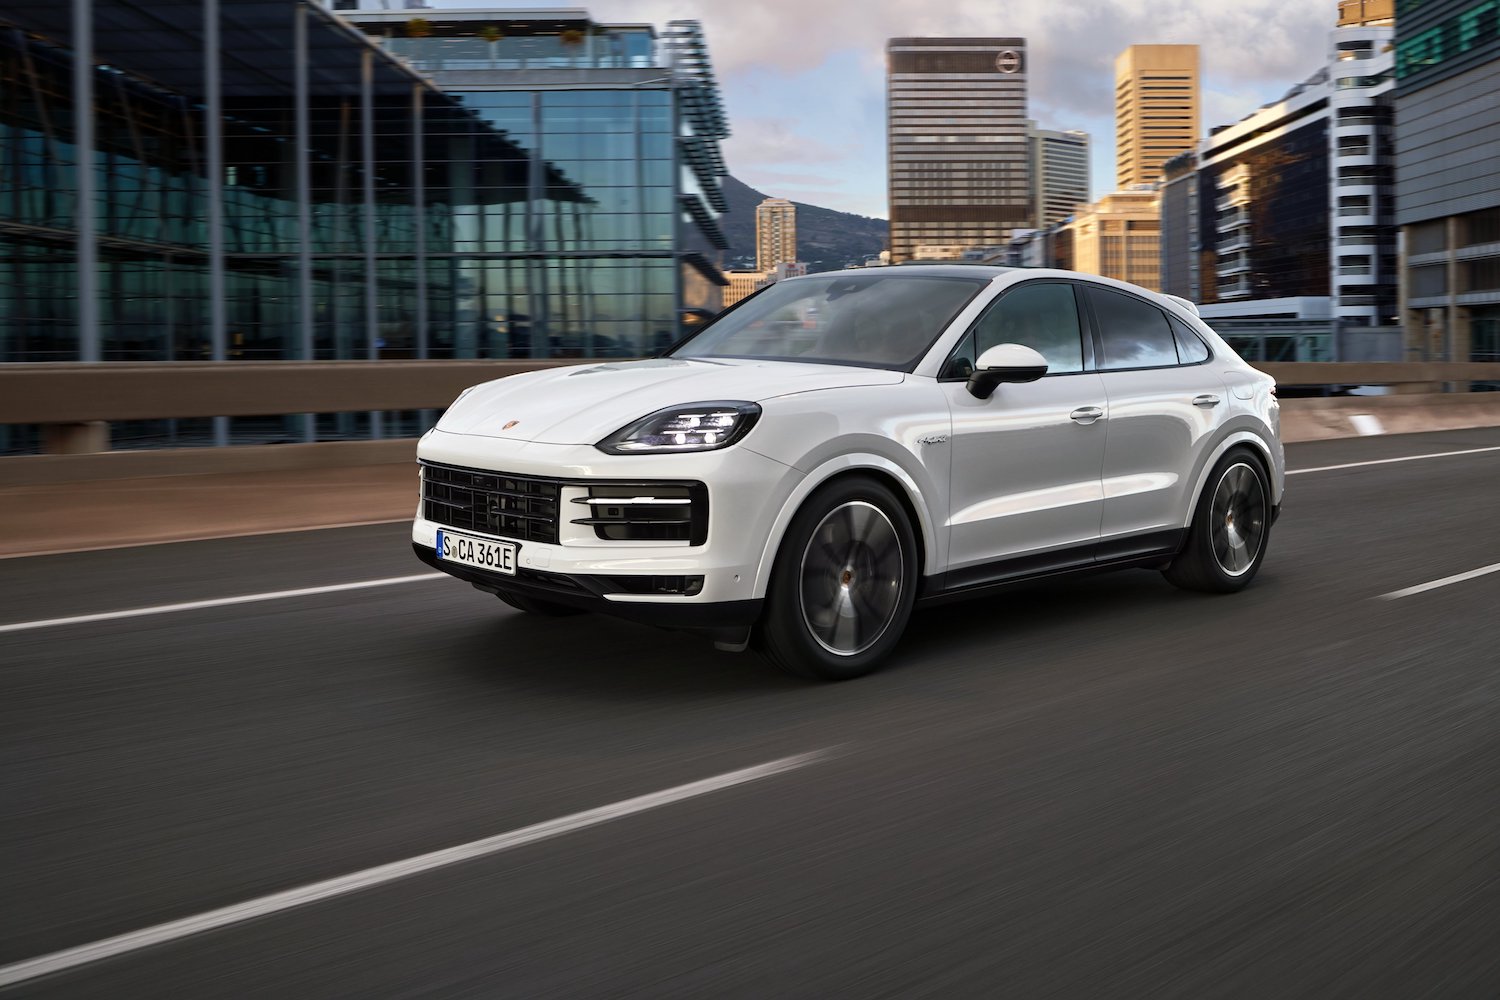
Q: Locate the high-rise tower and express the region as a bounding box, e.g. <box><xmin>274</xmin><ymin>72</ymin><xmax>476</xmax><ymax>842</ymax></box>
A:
<box><xmin>754</xmin><ymin>198</ymin><xmax>797</xmax><ymax>271</ymax></box>
<box><xmin>887</xmin><ymin>37</ymin><xmax>1030</xmax><ymax>261</ymax></box>
<box><xmin>1114</xmin><ymin>44</ymin><xmax>1199</xmax><ymax>189</ymax></box>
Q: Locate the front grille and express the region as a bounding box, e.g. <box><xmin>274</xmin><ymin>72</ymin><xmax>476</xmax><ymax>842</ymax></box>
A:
<box><xmin>569</xmin><ymin>483</ymin><xmax>709</xmax><ymax>545</ymax></box>
<box><xmin>421</xmin><ymin>462</ymin><xmax>559</xmax><ymax>544</ymax></box>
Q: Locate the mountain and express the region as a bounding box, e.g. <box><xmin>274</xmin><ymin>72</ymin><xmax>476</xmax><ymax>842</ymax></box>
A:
<box><xmin>718</xmin><ymin>175</ymin><xmax>888</xmax><ymax>273</ymax></box>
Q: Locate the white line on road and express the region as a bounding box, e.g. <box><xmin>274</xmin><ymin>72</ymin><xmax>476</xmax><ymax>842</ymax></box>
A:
<box><xmin>0</xmin><ymin>573</ymin><xmax>444</xmax><ymax>635</ymax></box>
<box><xmin>1288</xmin><ymin>443</ymin><xmax>1500</xmax><ymax>476</ymax></box>
<box><xmin>1377</xmin><ymin>561</ymin><xmax>1500</xmax><ymax>600</ymax></box>
<box><xmin>0</xmin><ymin>750</ymin><xmax>829</xmax><ymax>989</ymax></box>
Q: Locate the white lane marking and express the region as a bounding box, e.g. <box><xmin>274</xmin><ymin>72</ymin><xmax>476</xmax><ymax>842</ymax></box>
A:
<box><xmin>0</xmin><ymin>574</ymin><xmax>444</xmax><ymax>635</ymax></box>
<box><xmin>1377</xmin><ymin>562</ymin><xmax>1500</xmax><ymax>600</ymax></box>
<box><xmin>0</xmin><ymin>518</ymin><xmax>411</xmax><ymax>561</ymax></box>
<box><xmin>0</xmin><ymin>750</ymin><xmax>829</xmax><ymax>989</ymax></box>
<box><xmin>1287</xmin><ymin>443</ymin><xmax>1500</xmax><ymax>476</ymax></box>
<box><xmin>1348</xmin><ymin>414</ymin><xmax>1384</xmax><ymax>436</ymax></box>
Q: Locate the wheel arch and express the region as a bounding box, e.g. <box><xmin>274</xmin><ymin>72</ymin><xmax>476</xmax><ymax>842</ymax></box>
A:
<box><xmin>1181</xmin><ymin>430</ymin><xmax>1278</xmax><ymax>529</ymax></box>
<box><xmin>751</xmin><ymin>455</ymin><xmax>937</xmax><ymax>601</ymax></box>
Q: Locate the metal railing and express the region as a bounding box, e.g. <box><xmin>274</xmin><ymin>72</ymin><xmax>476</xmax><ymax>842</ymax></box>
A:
<box><xmin>4</xmin><ymin>360</ymin><xmax>1500</xmax><ymax>456</ymax></box>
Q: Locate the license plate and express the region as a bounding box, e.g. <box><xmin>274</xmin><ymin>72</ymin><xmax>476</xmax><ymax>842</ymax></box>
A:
<box><xmin>435</xmin><ymin>529</ymin><xmax>517</xmax><ymax>575</ymax></box>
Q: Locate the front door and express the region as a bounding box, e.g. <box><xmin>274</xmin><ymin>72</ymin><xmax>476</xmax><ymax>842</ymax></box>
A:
<box><xmin>941</xmin><ymin>281</ymin><xmax>1108</xmax><ymax>579</ymax></box>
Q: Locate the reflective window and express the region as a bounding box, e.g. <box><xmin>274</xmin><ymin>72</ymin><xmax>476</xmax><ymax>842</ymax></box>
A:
<box><xmin>673</xmin><ymin>273</ymin><xmax>985</xmax><ymax>371</ymax></box>
<box><xmin>1169</xmin><ymin>315</ymin><xmax>1211</xmax><ymax>364</ymax></box>
<box><xmin>1088</xmin><ymin>287</ymin><xmax>1179</xmax><ymax>369</ymax></box>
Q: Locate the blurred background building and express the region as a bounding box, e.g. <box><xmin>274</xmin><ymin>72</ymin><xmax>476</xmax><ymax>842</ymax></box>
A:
<box><xmin>1155</xmin><ymin>14</ymin><xmax>1400</xmax><ymax>361</ymax></box>
<box><xmin>0</xmin><ymin>1</ymin><xmax>730</xmax><ymax>450</ymax></box>
<box><xmin>1027</xmin><ymin>122</ymin><xmax>1090</xmax><ymax>229</ymax></box>
<box><xmin>1394</xmin><ymin>0</ymin><xmax>1500</xmax><ymax>363</ymax></box>
<box><xmin>886</xmin><ymin>37</ymin><xmax>1031</xmax><ymax>261</ymax></box>
<box><xmin>1114</xmin><ymin>44</ymin><xmax>1200</xmax><ymax>189</ymax></box>
<box><xmin>1062</xmin><ymin>191</ymin><xmax>1161</xmax><ymax>290</ymax></box>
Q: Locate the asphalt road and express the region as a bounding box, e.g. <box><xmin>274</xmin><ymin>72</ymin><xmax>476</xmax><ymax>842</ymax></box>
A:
<box><xmin>3</xmin><ymin>428</ymin><xmax>1499</xmax><ymax>998</ymax></box>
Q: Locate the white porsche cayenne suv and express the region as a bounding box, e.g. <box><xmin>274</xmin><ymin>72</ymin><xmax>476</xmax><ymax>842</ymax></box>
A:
<box><xmin>413</xmin><ymin>265</ymin><xmax>1283</xmax><ymax>680</ymax></box>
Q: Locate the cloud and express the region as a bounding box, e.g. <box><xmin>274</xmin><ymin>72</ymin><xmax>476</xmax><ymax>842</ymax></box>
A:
<box><xmin>722</xmin><ymin>117</ymin><xmax>846</xmax><ymax>168</ymax></box>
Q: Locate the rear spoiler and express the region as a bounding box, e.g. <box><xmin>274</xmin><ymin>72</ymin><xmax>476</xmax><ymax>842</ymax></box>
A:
<box><xmin>1163</xmin><ymin>294</ymin><xmax>1199</xmax><ymax>317</ymax></box>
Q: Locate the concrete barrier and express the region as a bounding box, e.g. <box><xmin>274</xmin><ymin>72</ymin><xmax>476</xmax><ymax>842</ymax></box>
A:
<box><xmin>1277</xmin><ymin>393</ymin><xmax>1500</xmax><ymax>442</ymax></box>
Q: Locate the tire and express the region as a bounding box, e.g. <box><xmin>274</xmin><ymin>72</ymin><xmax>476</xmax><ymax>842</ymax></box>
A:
<box><xmin>1164</xmin><ymin>448</ymin><xmax>1272</xmax><ymax>594</ymax></box>
<box><xmin>759</xmin><ymin>475</ymin><xmax>919</xmax><ymax>681</ymax></box>
<box><xmin>496</xmin><ymin>591</ymin><xmax>587</xmax><ymax>617</ymax></box>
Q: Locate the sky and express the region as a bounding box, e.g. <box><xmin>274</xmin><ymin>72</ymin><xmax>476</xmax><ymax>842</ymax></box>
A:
<box><xmin>435</xmin><ymin>0</ymin><xmax>1336</xmax><ymax>219</ymax></box>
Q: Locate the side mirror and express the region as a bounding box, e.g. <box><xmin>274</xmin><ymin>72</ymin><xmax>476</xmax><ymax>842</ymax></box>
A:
<box><xmin>966</xmin><ymin>343</ymin><xmax>1048</xmax><ymax>399</ymax></box>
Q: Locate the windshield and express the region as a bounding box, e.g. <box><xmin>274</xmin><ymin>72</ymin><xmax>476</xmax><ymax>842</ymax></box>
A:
<box><xmin>671</xmin><ymin>273</ymin><xmax>987</xmax><ymax>371</ymax></box>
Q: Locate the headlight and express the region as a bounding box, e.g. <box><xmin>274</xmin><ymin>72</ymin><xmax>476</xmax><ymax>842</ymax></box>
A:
<box><xmin>596</xmin><ymin>401</ymin><xmax>761</xmax><ymax>455</ymax></box>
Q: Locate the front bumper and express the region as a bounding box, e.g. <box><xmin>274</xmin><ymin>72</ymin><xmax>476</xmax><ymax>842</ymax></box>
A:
<box><xmin>412</xmin><ymin>428</ymin><xmax>802</xmax><ymax>631</ymax></box>
<box><xmin>412</xmin><ymin>542</ymin><xmax>762</xmax><ymax>630</ymax></box>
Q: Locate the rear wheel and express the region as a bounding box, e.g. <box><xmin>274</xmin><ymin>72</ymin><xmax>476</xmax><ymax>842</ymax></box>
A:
<box><xmin>759</xmin><ymin>476</ymin><xmax>918</xmax><ymax>681</ymax></box>
<box><xmin>1164</xmin><ymin>449</ymin><xmax>1271</xmax><ymax>593</ymax></box>
<box><xmin>496</xmin><ymin>591</ymin><xmax>586</xmax><ymax>617</ymax></box>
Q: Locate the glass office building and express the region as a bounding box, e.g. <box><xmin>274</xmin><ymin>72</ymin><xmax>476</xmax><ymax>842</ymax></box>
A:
<box><xmin>340</xmin><ymin>7</ymin><xmax>731</xmax><ymax>357</ymax></box>
<box><xmin>0</xmin><ymin>2</ymin><xmax>729</xmax><ymax>450</ymax></box>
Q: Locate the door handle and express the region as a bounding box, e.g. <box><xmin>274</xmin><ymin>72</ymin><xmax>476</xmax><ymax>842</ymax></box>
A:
<box><xmin>1070</xmin><ymin>406</ymin><xmax>1104</xmax><ymax>424</ymax></box>
<box><xmin>1193</xmin><ymin>394</ymin><xmax>1221</xmax><ymax>408</ymax></box>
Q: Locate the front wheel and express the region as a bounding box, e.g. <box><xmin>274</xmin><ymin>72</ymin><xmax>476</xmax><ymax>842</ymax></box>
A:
<box><xmin>759</xmin><ymin>476</ymin><xmax>919</xmax><ymax>681</ymax></box>
<box><xmin>1164</xmin><ymin>449</ymin><xmax>1272</xmax><ymax>593</ymax></box>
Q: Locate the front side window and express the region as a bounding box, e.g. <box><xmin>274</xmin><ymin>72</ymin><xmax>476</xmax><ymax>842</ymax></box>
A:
<box><xmin>943</xmin><ymin>282</ymin><xmax>1085</xmax><ymax>378</ymax></box>
<box><xmin>1088</xmin><ymin>286</ymin><xmax>1180</xmax><ymax>369</ymax></box>
<box><xmin>671</xmin><ymin>273</ymin><xmax>986</xmax><ymax>371</ymax></box>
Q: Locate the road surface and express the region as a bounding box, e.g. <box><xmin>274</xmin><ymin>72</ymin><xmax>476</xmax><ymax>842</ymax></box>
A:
<box><xmin>3</xmin><ymin>429</ymin><xmax>1499</xmax><ymax>997</ymax></box>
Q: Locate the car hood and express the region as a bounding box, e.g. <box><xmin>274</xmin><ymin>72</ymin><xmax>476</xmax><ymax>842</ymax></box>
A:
<box><xmin>434</xmin><ymin>357</ymin><xmax>905</xmax><ymax>444</ymax></box>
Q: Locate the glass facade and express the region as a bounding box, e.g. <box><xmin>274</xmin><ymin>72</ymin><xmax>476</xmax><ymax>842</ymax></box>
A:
<box><xmin>0</xmin><ymin>5</ymin><xmax>730</xmax><ymax>452</ymax></box>
<box><xmin>1197</xmin><ymin>119</ymin><xmax>1333</xmax><ymax>304</ymax></box>
<box><xmin>1397</xmin><ymin>0</ymin><xmax>1500</xmax><ymax>77</ymax></box>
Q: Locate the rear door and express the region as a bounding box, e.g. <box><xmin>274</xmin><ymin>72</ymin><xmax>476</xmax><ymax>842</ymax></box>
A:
<box><xmin>1082</xmin><ymin>284</ymin><xmax>1228</xmax><ymax>546</ymax></box>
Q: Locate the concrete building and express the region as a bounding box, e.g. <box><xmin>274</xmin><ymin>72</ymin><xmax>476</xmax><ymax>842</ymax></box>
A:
<box><xmin>1395</xmin><ymin>0</ymin><xmax>1500</xmax><ymax>364</ymax></box>
<box><xmin>722</xmin><ymin>271</ymin><xmax>769</xmax><ymax>308</ymax></box>
<box><xmin>755</xmin><ymin>198</ymin><xmax>797</xmax><ymax>271</ymax></box>
<box><xmin>721</xmin><ymin>260</ymin><xmax>806</xmax><ymax>307</ymax></box>
<box><xmin>1064</xmin><ymin>191</ymin><xmax>1161</xmax><ymax>291</ymax></box>
<box><xmin>1115</xmin><ymin>44</ymin><xmax>1199</xmax><ymax>189</ymax></box>
<box><xmin>1028</xmin><ymin>123</ymin><xmax>1090</xmax><ymax>229</ymax></box>
<box><xmin>1158</xmin><ymin>151</ymin><xmax>1199</xmax><ymax>301</ymax></box>
<box><xmin>886</xmin><ymin>37</ymin><xmax>1030</xmax><ymax>262</ymax></box>
<box><xmin>1337</xmin><ymin>0</ymin><xmax>1395</xmax><ymax>26</ymax></box>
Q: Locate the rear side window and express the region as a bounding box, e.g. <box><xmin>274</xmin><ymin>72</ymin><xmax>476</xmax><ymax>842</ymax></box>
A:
<box><xmin>1169</xmin><ymin>315</ymin><xmax>1211</xmax><ymax>364</ymax></box>
<box><xmin>1087</xmin><ymin>286</ymin><xmax>1179</xmax><ymax>370</ymax></box>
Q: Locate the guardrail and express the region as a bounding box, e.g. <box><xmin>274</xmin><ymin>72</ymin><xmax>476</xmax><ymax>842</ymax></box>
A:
<box><xmin>2</xmin><ymin>360</ymin><xmax>1500</xmax><ymax>463</ymax></box>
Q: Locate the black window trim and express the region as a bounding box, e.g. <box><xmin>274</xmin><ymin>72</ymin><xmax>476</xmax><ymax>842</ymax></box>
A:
<box><xmin>936</xmin><ymin>279</ymin><xmax>1097</xmax><ymax>382</ymax></box>
<box><xmin>1079</xmin><ymin>282</ymin><xmax>1217</xmax><ymax>373</ymax></box>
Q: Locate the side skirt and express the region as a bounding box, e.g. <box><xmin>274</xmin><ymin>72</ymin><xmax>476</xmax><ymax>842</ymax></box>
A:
<box><xmin>918</xmin><ymin>529</ymin><xmax>1187</xmax><ymax>606</ymax></box>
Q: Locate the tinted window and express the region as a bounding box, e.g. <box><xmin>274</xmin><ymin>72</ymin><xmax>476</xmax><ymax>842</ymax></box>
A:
<box><xmin>1088</xmin><ymin>287</ymin><xmax>1179</xmax><ymax>369</ymax></box>
<box><xmin>1169</xmin><ymin>315</ymin><xmax>1211</xmax><ymax>363</ymax></box>
<box><xmin>673</xmin><ymin>273</ymin><xmax>984</xmax><ymax>371</ymax></box>
<box><xmin>967</xmin><ymin>283</ymin><xmax>1084</xmax><ymax>375</ymax></box>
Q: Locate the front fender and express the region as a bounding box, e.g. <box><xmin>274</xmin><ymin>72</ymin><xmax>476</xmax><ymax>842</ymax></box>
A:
<box><xmin>749</xmin><ymin>452</ymin><xmax>942</xmax><ymax>601</ymax></box>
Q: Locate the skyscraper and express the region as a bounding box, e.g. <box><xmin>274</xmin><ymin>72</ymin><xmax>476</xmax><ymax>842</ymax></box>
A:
<box><xmin>1115</xmin><ymin>44</ymin><xmax>1199</xmax><ymax>189</ymax></box>
<box><xmin>755</xmin><ymin>198</ymin><xmax>797</xmax><ymax>271</ymax></box>
<box><xmin>1028</xmin><ymin>122</ymin><xmax>1090</xmax><ymax>228</ymax></box>
<box><xmin>886</xmin><ymin>37</ymin><xmax>1030</xmax><ymax>262</ymax></box>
